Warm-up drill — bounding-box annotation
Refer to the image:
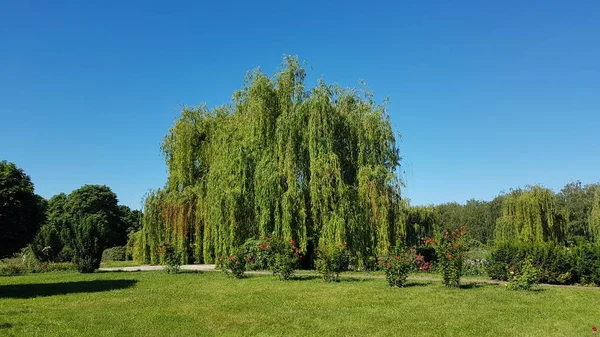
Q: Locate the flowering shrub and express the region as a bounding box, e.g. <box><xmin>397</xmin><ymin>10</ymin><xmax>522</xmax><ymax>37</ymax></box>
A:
<box><xmin>220</xmin><ymin>250</ymin><xmax>247</xmax><ymax>279</ymax></box>
<box><xmin>380</xmin><ymin>244</ymin><xmax>428</xmax><ymax>287</ymax></box>
<box><xmin>157</xmin><ymin>242</ymin><xmax>182</xmax><ymax>274</ymax></box>
<box><xmin>268</xmin><ymin>237</ymin><xmax>300</xmax><ymax>281</ymax></box>
<box><xmin>242</xmin><ymin>236</ymin><xmax>274</xmax><ymax>270</ymax></box>
<box><xmin>506</xmin><ymin>259</ymin><xmax>540</xmax><ymax>291</ymax></box>
<box><xmin>432</xmin><ymin>226</ymin><xmax>471</xmax><ymax>287</ymax></box>
<box><xmin>315</xmin><ymin>243</ymin><xmax>349</xmax><ymax>282</ymax></box>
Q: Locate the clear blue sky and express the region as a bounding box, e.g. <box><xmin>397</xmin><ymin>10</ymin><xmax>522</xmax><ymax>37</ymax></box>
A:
<box><xmin>1</xmin><ymin>1</ymin><xmax>599</xmax><ymax>210</ymax></box>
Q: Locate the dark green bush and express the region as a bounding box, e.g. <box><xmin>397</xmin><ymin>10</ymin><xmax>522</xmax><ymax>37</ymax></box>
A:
<box><xmin>487</xmin><ymin>242</ymin><xmax>600</xmax><ymax>286</ymax></box>
<box><xmin>102</xmin><ymin>246</ymin><xmax>127</xmax><ymax>262</ymax></box>
<box><xmin>571</xmin><ymin>244</ymin><xmax>600</xmax><ymax>286</ymax></box>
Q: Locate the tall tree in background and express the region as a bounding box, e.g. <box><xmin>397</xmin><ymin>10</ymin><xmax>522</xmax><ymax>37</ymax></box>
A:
<box><xmin>590</xmin><ymin>188</ymin><xmax>600</xmax><ymax>242</ymax></box>
<box><xmin>65</xmin><ymin>185</ymin><xmax>121</xmax><ymax>272</ymax></box>
<box><xmin>0</xmin><ymin>161</ymin><xmax>45</xmax><ymax>258</ymax></box>
<box><xmin>132</xmin><ymin>56</ymin><xmax>404</xmax><ymax>267</ymax></box>
<box><xmin>495</xmin><ymin>186</ymin><xmax>565</xmax><ymax>244</ymax></box>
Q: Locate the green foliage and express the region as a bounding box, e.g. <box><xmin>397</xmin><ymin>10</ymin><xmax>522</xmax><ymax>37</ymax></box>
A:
<box><xmin>157</xmin><ymin>242</ymin><xmax>182</xmax><ymax>274</ymax></box>
<box><xmin>220</xmin><ymin>250</ymin><xmax>247</xmax><ymax>279</ymax></box>
<box><xmin>0</xmin><ymin>161</ymin><xmax>45</xmax><ymax>258</ymax></box>
<box><xmin>495</xmin><ymin>186</ymin><xmax>564</xmax><ymax>244</ymax></box>
<box><xmin>135</xmin><ymin>56</ymin><xmax>403</xmax><ymax>267</ymax></box>
<box><xmin>0</xmin><ymin>246</ymin><xmax>75</xmax><ymax>276</ymax></box>
<box><xmin>118</xmin><ymin>205</ymin><xmax>143</xmax><ymax>234</ymax></box>
<box><xmin>71</xmin><ymin>214</ymin><xmax>109</xmax><ymax>273</ymax></box>
<box><xmin>66</xmin><ymin>185</ymin><xmax>123</xmax><ymax>248</ymax></box>
<box><xmin>487</xmin><ymin>242</ymin><xmax>600</xmax><ymax>285</ymax></box>
<box><xmin>434</xmin><ymin>226</ymin><xmax>470</xmax><ymax>287</ymax></box>
<box><xmin>590</xmin><ymin>188</ymin><xmax>600</xmax><ymax>243</ymax></box>
<box><xmin>315</xmin><ymin>243</ymin><xmax>350</xmax><ymax>282</ymax></box>
<box><xmin>380</xmin><ymin>244</ymin><xmax>427</xmax><ymax>287</ymax></box>
<box><xmin>268</xmin><ymin>237</ymin><xmax>300</xmax><ymax>281</ymax></box>
<box><xmin>31</xmin><ymin>224</ymin><xmax>64</xmax><ymax>262</ymax></box>
<box><xmin>102</xmin><ymin>246</ymin><xmax>127</xmax><ymax>262</ymax></box>
<box><xmin>506</xmin><ymin>259</ymin><xmax>540</xmax><ymax>291</ymax></box>
<box><xmin>242</xmin><ymin>236</ymin><xmax>274</xmax><ymax>270</ymax></box>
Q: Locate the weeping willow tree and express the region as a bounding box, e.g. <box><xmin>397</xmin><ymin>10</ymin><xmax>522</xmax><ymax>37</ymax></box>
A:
<box><xmin>132</xmin><ymin>56</ymin><xmax>404</xmax><ymax>267</ymax></box>
<box><xmin>494</xmin><ymin>186</ymin><xmax>565</xmax><ymax>244</ymax></box>
<box><xmin>590</xmin><ymin>189</ymin><xmax>600</xmax><ymax>242</ymax></box>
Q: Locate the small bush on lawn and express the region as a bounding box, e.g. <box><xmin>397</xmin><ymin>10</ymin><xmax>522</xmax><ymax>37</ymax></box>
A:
<box><xmin>220</xmin><ymin>250</ymin><xmax>247</xmax><ymax>279</ymax></box>
<box><xmin>507</xmin><ymin>259</ymin><xmax>540</xmax><ymax>291</ymax></box>
<box><xmin>431</xmin><ymin>226</ymin><xmax>471</xmax><ymax>287</ymax></box>
<box><xmin>380</xmin><ymin>243</ymin><xmax>428</xmax><ymax>288</ymax></box>
<box><xmin>242</xmin><ymin>236</ymin><xmax>273</xmax><ymax>271</ymax></box>
<box><xmin>157</xmin><ymin>242</ymin><xmax>182</xmax><ymax>274</ymax></box>
<box><xmin>315</xmin><ymin>243</ymin><xmax>349</xmax><ymax>282</ymax></box>
<box><xmin>102</xmin><ymin>246</ymin><xmax>127</xmax><ymax>262</ymax></box>
<box><xmin>268</xmin><ymin>237</ymin><xmax>300</xmax><ymax>281</ymax></box>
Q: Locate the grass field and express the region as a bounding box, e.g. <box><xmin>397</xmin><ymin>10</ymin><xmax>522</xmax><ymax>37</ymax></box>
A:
<box><xmin>1</xmin><ymin>271</ymin><xmax>599</xmax><ymax>337</ymax></box>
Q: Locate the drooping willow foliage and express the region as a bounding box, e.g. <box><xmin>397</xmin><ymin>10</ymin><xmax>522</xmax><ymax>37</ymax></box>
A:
<box><xmin>131</xmin><ymin>56</ymin><xmax>404</xmax><ymax>267</ymax></box>
<box><xmin>590</xmin><ymin>189</ymin><xmax>600</xmax><ymax>242</ymax></box>
<box><xmin>495</xmin><ymin>186</ymin><xmax>565</xmax><ymax>244</ymax></box>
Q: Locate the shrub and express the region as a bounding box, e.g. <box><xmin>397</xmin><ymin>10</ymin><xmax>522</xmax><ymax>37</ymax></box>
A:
<box><xmin>571</xmin><ymin>244</ymin><xmax>600</xmax><ymax>286</ymax></box>
<box><xmin>267</xmin><ymin>237</ymin><xmax>300</xmax><ymax>281</ymax></box>
<box><xmin>486</xmin><ymin>242</ymin><xmax>600</xmax><ymax>286</ymax></box>
<box><xmin>507</xmin><ymin>259</ymin><xmax>540</xmax><ymax>291</ymax></box>
<box><xmin>433</xmin><ymin>226</ymin><xmax>471</xmax><ymax>287</ymax></box>
<box><xmin>242</xmin><ymin>236</ymin><xmax>273</xmax><ymax>271</ymax></box>
<box><xmin>102</xmin><ymin>246</ymin><xmax>127</xmax><ymax>262</ymax></box>
<box><xmin>220</xmin><ymin>250</ymin><xmax>247</xmax><ymax>279</ymax></box>
<box><xmin>71</xmin><ymin>214</ymin><xmax>111</xmax><ymax>273</ymax></box>
<box><xmin>315</xmin><ymin>243</ymin><xmax>349</xmax><ymax>282</ymax></box>
<box><xmin>380</xmin><ymin>245</ymin><xmax>427</xmax><ymax>287</ymax></box>
<box><xmin>1</xmin><ymin>248</ymin><xmax>75</xmax><ymax>276</ymax></box>
<box><xmin>485</xmin><ymin>243</ymin><xmax>523</xmax><ymax>281</ymax></box>
<box><xmin>58</xmin><ymin>247</ymin><xmax>75</xmax><ymax>263</ymax></box>
<box><xmin>157</xmin><ymin>242</ymin><xmax>182</xmax><ymax>274</ymax></box>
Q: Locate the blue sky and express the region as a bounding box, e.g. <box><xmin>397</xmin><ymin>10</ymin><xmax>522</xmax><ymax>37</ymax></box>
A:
<box><xmin>1</xmin><ymin>1</ymin><xmax>599</xmax><ymax>209</ymax></box>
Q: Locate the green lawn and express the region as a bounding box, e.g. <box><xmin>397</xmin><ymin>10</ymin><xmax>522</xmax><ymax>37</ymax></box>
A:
<box><xmin>1</xmin><ymin>271</ymin><xmax>599</xmax><ymax>337</ymax></box>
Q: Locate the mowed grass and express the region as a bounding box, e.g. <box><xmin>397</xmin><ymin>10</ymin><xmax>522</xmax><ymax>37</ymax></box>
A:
<box><xmin>1</xmin><ymin>271</ymin><xmax>599</xmax><ymax>337</ymax></box>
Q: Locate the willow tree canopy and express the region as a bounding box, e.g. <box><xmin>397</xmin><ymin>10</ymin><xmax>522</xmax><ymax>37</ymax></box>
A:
<box><xmin>495</xmin><ymin>186</ymin><xmax>565</xmax><ymax>244</ymax></box>
<box><xmin>131</xmin><ymin>56</ymin><xmax>404</xmax><ymax>267</ymax></box>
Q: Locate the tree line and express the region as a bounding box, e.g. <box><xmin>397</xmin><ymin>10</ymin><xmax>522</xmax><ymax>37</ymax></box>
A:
<box><xmin>2</xmin><ymin>57</ymin><xmax>599</xmax><ymax>273</ymax></box>
<box><xmin>0</xmin><ymin>160</ymin><xmax>141</xmax><ymax>272</ymax></box>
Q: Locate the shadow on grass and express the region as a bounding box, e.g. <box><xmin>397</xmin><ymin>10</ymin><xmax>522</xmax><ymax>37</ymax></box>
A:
<box><xmin>458</xmin><ymin>282</ymin><xmax>489</xmax><ymax>289</ymax></box>
<box><xmin>0</xmin><ymin>322</ymin><xmax>13</xmax><ymax>329</ymax></box>
<box><xmin>292</xmin><ymin>275</ymin><xmax>322</xmax><ymax>281</ymax></box>
<box><xmin>402</xmin><ymin>281</ymin><xmax>433</xmax><ymax>288</ymax></box>
<box><xmin>0</xmin><ymin>279</ymin><xmax>137</xmax><ymax>299</ymax></box>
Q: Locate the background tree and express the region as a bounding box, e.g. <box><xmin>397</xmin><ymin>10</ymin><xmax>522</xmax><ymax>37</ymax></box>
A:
<box><xmin>32</xmin><ymin>193</ymin><xmax>71</xmax><ymax>261</ymax></box>
<box><xmin>0</xmin><ymin>161</ymin><xmax>45</xmax><ymax>258</ymax></box>
<box><xmin>64</xmin><ymin>185</ymin><xmax>121</xmax><ymax>272</ymax></box>
<box><xmin>495</xmin><ymin>186</ymin><xmax>564</xmax><ymax>244</ymax></box>
<box><xmin>118</xmin><ymin>205</ymin><xmax>143</xmax><ymax>234</ymax></box>
<box><xmin>590</xmin><ymin>188</ymin><xmax>600</xmax><ymax>242</ymax></box>
<box><xmin>132</xmin><ymin>56</ymin><xmax>403</xmax><ymax>267</ymax></box>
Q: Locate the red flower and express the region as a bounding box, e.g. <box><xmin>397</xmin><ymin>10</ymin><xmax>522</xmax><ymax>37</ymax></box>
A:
<box><xmin>593</xmin><ymin>326</ymin><xmax>597</xmax><ymax>333</ymax></box>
